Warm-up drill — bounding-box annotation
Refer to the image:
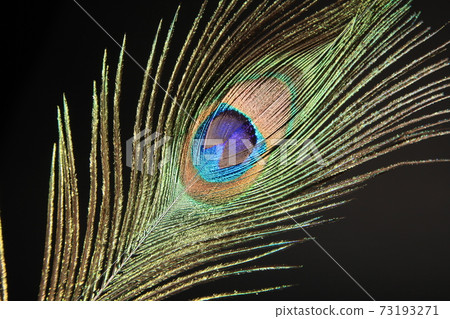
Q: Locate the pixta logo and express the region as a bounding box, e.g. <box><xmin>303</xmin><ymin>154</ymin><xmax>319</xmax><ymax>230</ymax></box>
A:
<box><xmin>126</xmin><ymin>129</ymin><xmax>171</xmax><ymax>174</ymax></box>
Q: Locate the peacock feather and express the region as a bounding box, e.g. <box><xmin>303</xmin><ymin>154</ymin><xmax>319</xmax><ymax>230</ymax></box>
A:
<box><xmin>0</xmin><ymin>0</ymin><xmax>449</xmax><ymax>300</ymax></box>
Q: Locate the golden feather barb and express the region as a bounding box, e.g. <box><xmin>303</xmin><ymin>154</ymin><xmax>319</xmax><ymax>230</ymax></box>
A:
<box><xmin>33</xmin><ymin>0</ymin><xmax>449</xmax><ymax>300</ymax></box>
<box><xmin>0</xmin><ymin>211</ymin><xmax>7</xmax><ymax>301</ymax></box>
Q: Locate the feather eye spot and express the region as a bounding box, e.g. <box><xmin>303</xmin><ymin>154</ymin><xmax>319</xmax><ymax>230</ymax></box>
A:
<box><xmin>181</xmin><ymin>77</ymin><xmax>292</xmax><ymax>204</ymax></box>
<box><xmin>191</xmin><ymin>103</ymin><xmax>266</xmax><ymax>183</ymax></box>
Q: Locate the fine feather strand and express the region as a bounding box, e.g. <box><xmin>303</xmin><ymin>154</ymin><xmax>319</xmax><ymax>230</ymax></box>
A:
<box><xmin>0</xmin><ymin>210</ymin><xmax>7</xmax><ymax>301</ymax></box>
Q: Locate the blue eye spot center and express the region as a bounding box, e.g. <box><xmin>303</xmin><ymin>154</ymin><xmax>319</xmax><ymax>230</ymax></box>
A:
<box><xmin>204</xmin><ymin>110</ymin><xmax>257</xmax><ymax>168</ymax></box>
<box><xmin>192</xmin><ymin>103</ymin><xmax>266</xmax><ymax>183</ymax></box>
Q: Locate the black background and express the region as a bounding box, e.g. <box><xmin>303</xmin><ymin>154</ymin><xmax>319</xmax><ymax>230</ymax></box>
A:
<box><xmin>2</xmin><ymin>0</ymin><xmax>449</xmax><ymax>300</ymax></box>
